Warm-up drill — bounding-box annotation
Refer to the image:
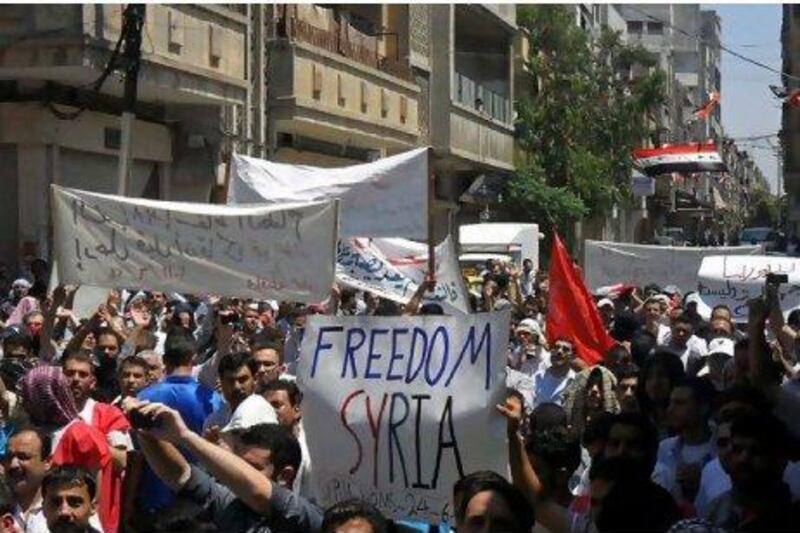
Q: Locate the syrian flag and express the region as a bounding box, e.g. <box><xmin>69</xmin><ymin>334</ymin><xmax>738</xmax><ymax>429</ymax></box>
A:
<box><xmin>633</xmin><ymin>142</ymin><xmax>727</xmax><ymax>177</ymax></box>
<box><xmin>692</xmin><ymin>91</ymin><xmax>719</xmax><ymax>121</ymax></box>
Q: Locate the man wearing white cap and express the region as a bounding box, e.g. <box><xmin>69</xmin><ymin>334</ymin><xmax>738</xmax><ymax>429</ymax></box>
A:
<box><xmin>699</xmin><ymin>338</ymin><xmax>735</xmax><ymax>391</ymax></box>
<box><xmin>597</xmin><ymin>298</ymin><xmax>615</xmax><ymax>331</ymax></box>
<box><xmin>511</xmin><ymin>318</ymin><xmax>550</xmax><ymax>376</ymax></box>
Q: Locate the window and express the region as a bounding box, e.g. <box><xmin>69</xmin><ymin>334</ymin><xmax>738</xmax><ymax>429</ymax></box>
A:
<box><xmin>627</xmin><ymin>21</ymin><xmax>644</xmax><ymax>34</ymax></box>
<box><xmin>337</xmin><ymin>74</ymin><xmax>345</xmax><ymax>107</ymax></box>
<box><xmin>312</xmin><ymin>64</ymin><xmax>322</xmax><ymax>100</ymax></box>
<box><xmin>647</xmin><ymin>22</ymin><xmax>664</xmax><ymax>35</ymax></box>
<box><xmin>360</xmin><ymin>81</ymin><xmax>368</xmax><ymax>113</ymax></box>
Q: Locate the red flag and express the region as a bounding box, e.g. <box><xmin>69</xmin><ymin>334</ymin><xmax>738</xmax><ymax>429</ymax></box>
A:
<box><xmin>546</xmin><ymin>233</ymin><xmax>615</xmax><ymax>365</ymax></box>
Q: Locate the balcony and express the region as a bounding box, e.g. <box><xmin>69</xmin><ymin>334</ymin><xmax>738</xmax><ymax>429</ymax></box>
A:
<box><xmin>279</xmin><ymin>8</ymin><xmax>412</xmax><ymax>82</ymax></box>
<box><xmin>269</xmin><ymin>7</ymin><xmax>420</xmax><ymax>152</ymax></box>
<box><xmin>454</xmin><ymin>72</ymin><xmax>511</xmax><ymax>124</ymax></box>
<box><xmin>0</xmin><ymin>4</ymin><xmax>248</xmax><ymax>106</ymax></box>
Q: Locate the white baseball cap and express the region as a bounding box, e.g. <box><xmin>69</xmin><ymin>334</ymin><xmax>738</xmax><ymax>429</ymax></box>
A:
<box><xmin>597</xmin><ymin>298</ymin><xmax>614</xmax><ymax>310</ymax></box>
<box><xmin>707</xmin><ymin>337</ymin><xmax>735</xmax><ymax>358</ymax></box>
<box><xmin>221</xmin><ymin>394</ymin><xmax>278</xmax><ymax>433</ymax></box>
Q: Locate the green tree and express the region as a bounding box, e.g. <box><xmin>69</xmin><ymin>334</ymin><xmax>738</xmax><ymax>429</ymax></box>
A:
<box><xmin>503</xmin><ymin>5</ymin><xmax>666</xmax><ymax>236</ymax></box>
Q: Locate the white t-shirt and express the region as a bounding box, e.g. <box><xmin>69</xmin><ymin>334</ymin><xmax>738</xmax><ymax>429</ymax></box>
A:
<box><xmin>652</xmin><ymin>434</ymin><xmax>716</xmax><ymax>499</ymax></box>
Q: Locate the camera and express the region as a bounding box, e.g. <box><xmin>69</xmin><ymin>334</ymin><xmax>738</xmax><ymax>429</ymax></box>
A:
<box><xmin>766</xmin><ymin>273</ymin><xmax>788</xmax><ymax>285</ymax></box>
<box><xmin>129</xmin><ymin>410</ymin><xmax>160</xmax><ymax>430</ymax></box>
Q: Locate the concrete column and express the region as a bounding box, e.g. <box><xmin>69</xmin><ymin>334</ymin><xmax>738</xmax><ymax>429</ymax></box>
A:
<box><xmin>17</xmin><ymin>144</ymin><xmax>49</xmax><ymax>264</ymax></box>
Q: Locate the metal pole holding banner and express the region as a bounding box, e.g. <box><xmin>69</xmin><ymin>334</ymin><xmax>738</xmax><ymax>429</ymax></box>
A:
<box><xmin>116</xmin><ymin>4</ymin><xmax>146</xmax><ymax>196</ymax></box>
<box><xmin>427</xmin><ymin>147</ymin><xmax>436</xmax><ymax>283</ymax></box>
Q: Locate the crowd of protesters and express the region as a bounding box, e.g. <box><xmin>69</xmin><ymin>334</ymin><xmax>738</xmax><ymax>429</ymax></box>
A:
<box><xmin>0</xmin><ymin>254</ymin><xmax>799</xmax><ymax>533</ymax></box>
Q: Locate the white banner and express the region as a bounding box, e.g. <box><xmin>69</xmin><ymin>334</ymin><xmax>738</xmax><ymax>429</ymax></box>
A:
<box><xmin>52</xmin><ymin>185</ymin><xmax>338</xmax><ymax>302</ymax></box>
<box><xmin>228</xmin><ymin>148</ymin><xmax>428</xmax><ymax>239</ymax></box>
<box><xmin>697</xmin><ymin>255</ymin><xmax>800</xmax><ymax>322</ymax></box>
<box><xmin>585</xmin><ymin>240</ymin><xmax>762</xmax><ymax>293</ymax></box>
<box><xmin>337</xmin><ymin>237</ymin><xmax>470</xmax><ymax>314</ymax></box>
<box><xmin>299</xmin><ymin>312</ymin><xmax>510</xmax><ymax>523</ymax></box>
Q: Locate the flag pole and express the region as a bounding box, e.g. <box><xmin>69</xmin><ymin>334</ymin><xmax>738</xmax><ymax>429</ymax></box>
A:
<box><xmin>427</xmin><ymin>147</ymin><xmax>436</xmax><ymax>284</ymax></box>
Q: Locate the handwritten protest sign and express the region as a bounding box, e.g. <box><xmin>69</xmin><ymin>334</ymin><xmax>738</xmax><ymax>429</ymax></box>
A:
<box><xmin>337</xmin><ymin>236</ymin><xmax>470</xmax><ymax>314</ymax></box>
<box><xmin>229</xmin><ymin>148</ymin><xmax>428</xmax><ymax>239</ymax></box>
<box><xmin>696</xmin><ymin>255</ymin><xmax>800</xmax><ymax>322</ymax></box>
<box><xmin>51</xmin><ymin>185</ymin><xmax>338</xmax><ymax>302</ymax></box>
<box><xmin>585</xmin><ymin>240</ymin><xmax>762</xmax><ymax>294</ymax></box>
<box><xmin>299</xmin><ymin>312</ymin><xmax>510</xmax><ymax>523</ymax></box>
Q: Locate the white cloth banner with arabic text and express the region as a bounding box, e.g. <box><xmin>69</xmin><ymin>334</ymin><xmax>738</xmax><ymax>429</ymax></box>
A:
<box><xmin>696</xmin><ymin>255</ymin><xmax>800</xmax><ymax>322</ymax></box>
<box><xmin>52</xmin><ymin>185</ymin><xmax>338</xmax><ymax>302</ymax></box>
<box><xmin>337</xmin><ymin>236</ymin><xmax>470</xmax><ymax>314</ymax></box>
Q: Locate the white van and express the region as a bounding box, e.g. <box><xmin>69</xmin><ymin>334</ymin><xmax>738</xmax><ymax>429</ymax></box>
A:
<box><xmin>459</xmin><ymin>223</ymin><xmax>541</xmax><ymax>270</ymax></box>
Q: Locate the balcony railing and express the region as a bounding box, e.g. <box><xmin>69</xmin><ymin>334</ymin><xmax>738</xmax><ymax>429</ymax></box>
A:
<box><xmin>454</xmin><ymin>72</ymin><xmax>511</xmax><ymax>124</ymax></box>
<box><xmin>279</xmin><ymin>14</ymin><xmax>413</xmax><ymax>82</ymax></box>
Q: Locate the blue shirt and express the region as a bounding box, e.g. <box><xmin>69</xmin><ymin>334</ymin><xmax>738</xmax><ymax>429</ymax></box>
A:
<box><xmin>136</xmin><ymin>374</ymin><xmax>222</xmax><ymax>511</ymax></box>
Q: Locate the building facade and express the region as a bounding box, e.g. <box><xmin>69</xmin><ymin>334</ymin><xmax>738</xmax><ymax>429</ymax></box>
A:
<box><xmin>0</xmin><ymin>4</ymin><xmax>248</xmax><ymax>271</ymax></box>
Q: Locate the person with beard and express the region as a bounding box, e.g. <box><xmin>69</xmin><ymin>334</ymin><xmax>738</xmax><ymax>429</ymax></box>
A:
<box><xmin>61</xmin><ymin>350</ymin><xmax>133</xmax><ymax>472</ymax></box>
<box><xmin>41</xmin><ymin>466</ymin><xmax>100</xmax><ymax>533</ymax></box>
<box><xmin>203</xmin><ymin>352</ymin><xmax>257</xmax><ymax>436</ymax></box>
<box><xmin>706</xmin><ymin>413</ymin><xmax>800</xmax><ymax>530</ymax></box>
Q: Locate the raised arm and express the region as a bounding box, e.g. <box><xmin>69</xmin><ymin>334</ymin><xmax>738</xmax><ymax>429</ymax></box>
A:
<box><xmin>496</xmin><ymin>395</ymin><xmax>572</xmax><ymax>533</ymax></box>
<box><xmin>38</xmin><ymin>286</ymin><xmax>67</xmax><ymax>362</ymax></box>
<box><xmin>133</xmin><ymin>401</ymin><xmax>275</xmax><ymax>515</ymax></box>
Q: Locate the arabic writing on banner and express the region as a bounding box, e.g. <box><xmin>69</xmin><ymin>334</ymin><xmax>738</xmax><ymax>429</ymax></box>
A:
<box><xmin>298</xmin><ymin>312</ymin><xmax>510</xmax><ymax>523</ymax></box>
<box><xmin>696</xmin><ymin>255</ymin><xmax>800</xmax><ymax>322</ymax></box>
<box><xmin>51</xmin><ymin>185</ymin><xmax>338</xmax><ymax>302</ymax></box>
<box><xmin>336</xmin><ymin>237</ymin><xmax>470</xmax><ymax>314</ymax></box>
<box><xmin>585</xmin><ymin>240</ymin><xmax>762</xmax><ymax>294</ymax></box>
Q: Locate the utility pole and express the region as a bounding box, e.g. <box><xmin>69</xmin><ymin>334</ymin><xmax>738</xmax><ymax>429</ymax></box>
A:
<box><xmin>117</xmin><ymin>4</ymin><xmax>146</xmax><ymax>196</ymax></box>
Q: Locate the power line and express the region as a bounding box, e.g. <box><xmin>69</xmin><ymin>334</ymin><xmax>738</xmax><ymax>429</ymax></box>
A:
<box><xmin>626</xmin><ymin>5</ymin><xmax>795</xmax><ymax>82</ymax></box>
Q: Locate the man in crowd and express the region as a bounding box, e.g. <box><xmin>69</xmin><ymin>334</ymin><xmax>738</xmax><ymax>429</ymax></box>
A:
<box><xmin>453</xmin><ymin>471</ymin><xmax>534</xmax><ymax>533</ymax></box>
<box><xmin>125</xmin><ymin>400</ymin><xmax>323</xmax><ymax>532</ymax></box>
<box><xmin>41</xmin><ymin>466</ymin><xmax>99</xmax><ymax>533</ymax></box>
<box><xmin>115</xmin><ymin>355</ymin><xmax>150</xmax><ymax>405</ymax></box>
<box><xmin>204</xmin><ymin>351</ymin><xmax>258</xmax><ymax>434</ymax></box>
<box><xmin>642</xmin><ymin>297</ymin><xmax>670</xmax><ymax>344</ymax></box>
<box><xmin>136</xmin><ymin>330</ymin><xmax>222</xmax><ymax>515</ymax></box>
<box><xmin>262</xmin><ymin>380</ymin><xmax>311</xmax><ymax>497</ymax></box>
<box><xmin>652</xmin><ymin>377</ymin><xmax>717</xmax><ymax>508</ymax></box>
<box><xmin>251</xmin><ymin>337</ymin><xmax>286</xmax><ymax>390</ymax></box>
<box><xmin>3</xmin><ymin>427</ymin><xmax>50</xmax><ymax>531</ymax></box>
<box><xmin>532</xmin><ymin>338</ymin><xmax>576</xmax><ymax>407</ymax></box>
<box><xmin>661</xmin><ymin>314</ymin><xmax>707</xmax><ymax>374</ymax></box>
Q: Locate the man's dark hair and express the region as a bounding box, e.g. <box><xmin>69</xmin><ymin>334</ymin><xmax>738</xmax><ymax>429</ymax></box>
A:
<box><xmin>730</xmin><ymin>412</ymin><xmax>790</xmax><ymax>456</ymax></box>
<box><xmin>671</xmin><ymin>313</ymin><xmax>693</xmax><ymax>328</ymax></box>
<box><xmin>613</xmin><ymin>363</ymin><xmax>640</xmax><ymax>383</ymax></box>
<box><xmin>610</xmin><ymin>311</ymin><xmax>640</xmax><ymax>343</ymax></box>
<box><xmin>238</xmin><ymin>423</ymin><xmax>302</xmax><ymax>471</ymax></box>
<box><xmin>674</xmin><ymin>376</ymin><xmax>716</xmax><ymax>414</ymax></box>
<box><xmin>321</xmin><ymin>499</ymin><xmax>389</xmax><ymax>533</ymax></box>
<box><xmin>41</xmin><ymin>465</ymin><xmax>96</xmax><ymax>500</ymax></box>
<box><xmin>250</xmin><ymin>335</ymin><xmax>284</xmax><ymax>362</ymax></box>
<box><xmin>639</xmin><ymin>350</ymin><xmax>685</xmax><ymax>414</ymax></box>
<box><xmin>61</xmin><ymin>349</ymin><xmax>95</xmax><ymax>372</ymax></box>
<box><xmin>163</xmin><ymin>329</ymin><xmax>197</xmax><ymax>368</ymax></box>
<box><xmin>530</xmin><ymin>402</ymin><xmax>567</xmax><ymax>433</ymax></box>
<box><xmin>9</xmin><ymin>424</ymin><xmax>52</xmax><ymax>459</ymax></box>
<box><xmin>95</xmin><ymin>327</ymin><xmax>121</xmax><ymax>344</ymax></box>
<box><xmin>2</xmin><ymin>331</ymin><xmax>32</xmax><ymax>355</ymax></box>
<box><xmin>452</xmin><ymin>470</ymin><xmax>534</xmax><ymax>532</ymax></box>
<box><xmin>734</xmin><ymin>337</ymin><xmax>750</xmax><ymax>352</ymax></box>
<box><xmin>218</xmin><ymin>351</ymin><xmax>257</xmax><ymax>379</ymax></box>
<box><xmin>715</xmin><ymin>384</ymin><xmax>770</xmax><ymax>416</ymax></box>
<box><xmin>607</xmin><ymin>412</ymin><xmax>660</xmax><ymax>474</ymax></box>
<box><xmin>526</xmin><ymin>427</ymin><xmax>581</xmax><ymax>477</ymax></box>
<box><xmin>118</xmin><ymin>355</ymin><xmax>149</xmax><ymax>375</ymax></box>
<box><xmin>419</xmin><ymin>303</ymin><xmax>445</xmax><ymax>316</ymax></box>
<box><xmin>788</xmin><ymin>309</ymin><xmax>800</xmax><ymax>329</ymax></box>
<box><xmin>629</xmin><ymin>330</ymin><xmax>656</xmax><ymax>368</ymax></box>
<box><xmin>582</xmin><ymin>411</ymin><xmax>616</xmax><ymax>449</ymax></box>
<box><xmin>262</xmin><ymin>379</ymin><xmax>303</xmax><ymax>406</ymax></box>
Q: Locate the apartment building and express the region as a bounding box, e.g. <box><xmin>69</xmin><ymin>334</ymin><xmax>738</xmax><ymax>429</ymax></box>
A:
<box><xmin>0</xmin><ymin>4</ymin><xmax>247</xmax><ymax>269</ymax></box>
